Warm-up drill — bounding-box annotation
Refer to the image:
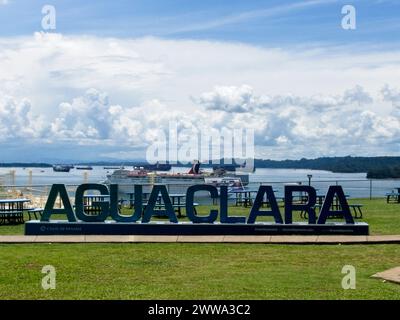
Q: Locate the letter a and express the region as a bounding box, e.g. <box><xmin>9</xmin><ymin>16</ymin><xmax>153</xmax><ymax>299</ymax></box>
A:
<box><xmin>41</xmin><ymin>184</ymin><xmax>76</xmax><ymax>222</ymax></box>
<box><xmin>341</xmin><ymin>265</ymin><xmax>356</xmax><ymax>289</ymax></box>
<box><xmin>341</xmin><ymin>5</ymin><xmax>356</xmax><ymax>30</ymax></box>
<box><xmin>41</xmin><ymin>265</ymin><xmax>56</xmax><ymax>290</ymax></box>
<box><xmin>42</xmin><ymin>5</ymin><xmax>56</xmax><ymax>30</ymax></box>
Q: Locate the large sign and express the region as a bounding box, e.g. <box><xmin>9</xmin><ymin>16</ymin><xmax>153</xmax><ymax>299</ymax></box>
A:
<box><xmin>25</xmin><ymin>184</ymin><xmax>369</xmax><ymax>235</ymax></box>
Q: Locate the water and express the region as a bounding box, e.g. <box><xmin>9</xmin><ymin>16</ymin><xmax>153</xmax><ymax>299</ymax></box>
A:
<box><xmin>0</xmin><ymin>166</ymin><xmax>399</xmax><ymax>198</ymax></box>
<box><xmin>248</xmin><ymin>168</ymin><xmax>397</xmax><ymax>198</ymax></box>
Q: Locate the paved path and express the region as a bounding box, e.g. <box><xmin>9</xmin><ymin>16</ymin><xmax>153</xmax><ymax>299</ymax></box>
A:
<box><xmin>0</xmin><ymin>235</ymin><xmax>400</xmax><ymax>244</ymax></box>
<box><xmin>372</xmin><ymin>267</ymin><xmax>400</xmax><ymax>284</ymax></box>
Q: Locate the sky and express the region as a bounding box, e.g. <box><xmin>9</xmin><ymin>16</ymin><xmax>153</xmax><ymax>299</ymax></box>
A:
<box><xmin>0</xmin><ymin>0</ymin><xmax>400</xmax><ymax>162</ymax></box>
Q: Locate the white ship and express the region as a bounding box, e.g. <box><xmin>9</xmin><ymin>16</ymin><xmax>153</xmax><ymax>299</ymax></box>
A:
<box><xmin>105</xmin><ymin>161</ymin><xmax>249</xmax><ymax>197</ymax></box>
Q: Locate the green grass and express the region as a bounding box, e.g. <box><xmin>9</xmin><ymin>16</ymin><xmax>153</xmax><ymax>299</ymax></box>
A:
<box><xmin>0</xmin><ymin>243</ymin><xmax>399</xmax><ymax>299</ymax></box>
<box><xmin>0</xmin><ymin>198</ymin><xmax>399</xmax><ymax>300</ymax></box>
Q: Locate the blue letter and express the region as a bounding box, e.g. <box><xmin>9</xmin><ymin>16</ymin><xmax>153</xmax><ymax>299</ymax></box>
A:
<box><xmin>142</xmin><ymin>185</ymin><xmax>177</xmax><ymax>223</ymax></box>
<box><xmin>110</xmin><ymin>184</ymin><xmax>142</xmax><ymax>222</ymax></box>
<box><xmin>317</xmin><ymin>186</ymin><xmax>354</xmax><ymax>224</ymax></box>
<box><xmin>75</xmin><ymin>184</ymin><xmax>110</xmax><ymax>222</ymax></box>
<box><xmin>219</xmin><ymin>186</ymin><xmax>246</xmax><ymax>224</ymax></box>
<box><xmin>284</xmin><ymin>186</ymin><xmax>317</xmax><ymax>224</ymax></box>
<box><xmin>186</xmin><ymin>185</ymin><xmax>218</xmax><ymax>223</ymax></box>
<box><xmin>41</xmin><ymin>184</ymin><xmax>76</xmax><ymax>222</ymax></box>
<box><xmin>247</xmin><ymin>186</ymin><xmax>283</xmax><ymax>224</ymax></box>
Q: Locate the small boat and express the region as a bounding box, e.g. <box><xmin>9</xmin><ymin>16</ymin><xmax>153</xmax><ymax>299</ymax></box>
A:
<box><xmin>76</xmin><ymin>166</ymin><xmax>93</xmax><ymax>170</ymax></box>
<box><xmin>53</xmin><ymin>165</ymin><xmax>71</xmax><ymax>173</ymax></box>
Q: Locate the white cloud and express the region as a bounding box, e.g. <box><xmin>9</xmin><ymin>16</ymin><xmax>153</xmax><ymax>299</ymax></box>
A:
<box><xmin>0</xmin><ymin>84</ymin><xmax>399</xmax><ymax>161</ymax></box>
<box><xmin>2</xmin><ymin>32</ymin><xmax>399</xmax><ymax>114</ymax></box>
<box><xmin>50</xmin><ymin>89</ymin><xmax>112</xmax><ymax>140</ymax></box>
<box><xmin>195</xmin><ymin>84</ymin><xmax>373</xmax><ymax>113</ymax></box>
<box><xmin>0</xmin><ymin>33</ymin><xmax>400</xmax><ymax>160</ymax></box>
<box><xmin>193</xmin><ymin>84</ymin><xmax>400</xmax><ymax>155</ymax></box>
<box><xmin>0</xmin><ymin>93</ymin><xmax>47</xmax><ymax>141</ymax></box>
<box><xmin>194</xmin><ymin>85</ymin><xmax>257</xmax><ymax>113</ymax></box>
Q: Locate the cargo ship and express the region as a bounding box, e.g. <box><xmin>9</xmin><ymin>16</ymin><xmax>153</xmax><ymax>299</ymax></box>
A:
<box><xmin>76</xmin><ymin>166</ymin><xmax>93</xmax><ymax>170</ymax></box>
<box><xmin>105</xmin><ymin>161</ymin><xmax>249</xmax><ymax>196</ymax></box>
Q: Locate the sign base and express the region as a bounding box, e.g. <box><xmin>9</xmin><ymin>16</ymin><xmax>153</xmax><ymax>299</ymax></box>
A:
<box><xmin>25</xmin><ymin>221</ymin><xmax>369</xmax><ymax>236</ymax></box>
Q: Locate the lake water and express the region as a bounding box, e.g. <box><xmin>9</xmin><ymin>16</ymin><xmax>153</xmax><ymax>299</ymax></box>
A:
<box><xmin>0</xmin><ymin>166</ymin><xmax>398</xmax><ymax>198</ymax></box>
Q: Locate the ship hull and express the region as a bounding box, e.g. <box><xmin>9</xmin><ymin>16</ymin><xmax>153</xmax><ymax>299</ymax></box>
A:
<box><xmin>105</xmin><ymin>170</ymin><xmax>249</xmax><ymax>200</ymax></box>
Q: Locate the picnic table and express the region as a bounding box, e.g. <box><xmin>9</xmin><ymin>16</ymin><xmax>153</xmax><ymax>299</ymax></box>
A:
<box><xmin>125</xmin><ymin>192</ymin><xmax>155</xmax><ymax>207</ymax></box>
<box><xmin>125</xmin><ymin>192</ymin><xmax>192</xmax><ymax>217</ymax></box>
<box><xmin>80</xmin><ymin>195</ymin><xmax>127</xmax><ymax>215</ymax></box>
<box><xmin>294</xmin><ymin>194</ymin><xmax>349</xmax><ymax>207</ymax></box>
<box><xmin>126</xmin><ymin>192</ymin><xmax>185</xmax><ymax>205</ymax></box>
<box><xmin>228</xmin><ymin>189</ymin><xmax>281</xmax><ymax>208</ymax></box>
<box><xmin>169</xmin><ymin>194</ymin><xmax>186</xmax><ymax>206</ymax></box>
<box><xmin>143</xmin><ymin>193</ymin><xmax>189</xmax><ymax>217</ymax></box>
<box><xmin>386</xmin><ymin>188</ymin><xmax>400</xmax><ymax>203</ymax></box>
<box><xmin>302</xmin><ymin>203</ymin><xmax>363</xmax><ymax>220</ymax></box>
<box><xmin>229</xmin><ymin>189</ymin><xmax>259</xmax><ymax>207</ymax></box>
<box><xmin>82</xmin><ymin>195</ymin><xmax>111</xmax><ymax>215</ymax></box>
<box><xmin>300</xmin><ymin>195</ymin><xmax>363</xmax><ymax>220</ymax></box>
<box><xmin>0</xmin><ymin>198</ymin><xmax>31</xmax><ymax>224</ymax></box>
<box><xmin>83</xmin><ymin>194</ymin><xmax>110</xmax><ymax>203</ymax></box>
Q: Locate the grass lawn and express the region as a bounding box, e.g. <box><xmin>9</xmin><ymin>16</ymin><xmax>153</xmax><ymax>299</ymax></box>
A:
<box><xmin>0</xmin><ymin>243</ymin><xmax>399</xmax><ymax>299</ymax></box>
<box><xmin>0</xmin><ymin>197</ymin><xmax>399</xmax><ymax>300</ymax></box>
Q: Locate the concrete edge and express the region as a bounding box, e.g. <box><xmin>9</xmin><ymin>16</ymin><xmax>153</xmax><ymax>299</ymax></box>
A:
<box><xmin>0</xmin><ymin>235</ymin><xmax>400</xmax><ymax>244</ymax></box>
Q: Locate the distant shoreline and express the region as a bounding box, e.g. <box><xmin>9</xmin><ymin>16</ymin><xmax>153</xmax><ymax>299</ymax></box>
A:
<box><xmin>0</xmin><ymin>163</ymin><xmax>52</xmax><ymax>168</ymax></box>
<box><xmin>1</xmin><ymin>156</ymin><xmax>400</xmax><ymax>179</ymax></box>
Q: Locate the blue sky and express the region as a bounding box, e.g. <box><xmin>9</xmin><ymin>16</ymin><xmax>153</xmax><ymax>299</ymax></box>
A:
<box><xmin>1</xmin><ymin>0</ymin><xmax>399</xmax><ymax>45</ymax></box>
<box><xmin>0</xmin><ymin>0</ymin><xmax>400</xmax><ymax>162</ymax></box>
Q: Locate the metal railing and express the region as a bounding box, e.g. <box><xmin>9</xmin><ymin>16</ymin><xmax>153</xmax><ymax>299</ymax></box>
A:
<box><xmin>253</xmin><ymin>178</ymin><xmax>399</xmax><ymax>199</ymax></box>
<box><xmin>0</xmin><ymin>178</ymin><xmax>398</xmax><ymax>203</ymax></box>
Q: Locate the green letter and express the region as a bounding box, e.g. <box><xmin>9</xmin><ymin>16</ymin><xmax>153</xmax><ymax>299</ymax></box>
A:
<box><xmin>110</xmin><ymin>184</ymin><xmax>142</xmax><ymax>222</ymax></box>
<box><xmin>75</xmin><ymin>184</ymin><xmax>110</xmax><ymax>222</ymax></box>
<box><xmin>317</xmin><ymin>186</ymin><xmax>354</xmax><ymax>224</ymax></box>
<box><xmin>41</xmin><ymin>184</ymin><xmax>76</xmax><ymax>222</ymax></box>
<box><xmin>142</xmin><ymin>185</ymin><xmax>177</xmax><ymax>223</ymax></box>
<box><xmin>186</xmin><ymin>185</ymin><xmax>219</xmax><ymax>223</ymax></box>
<box><xmin>247</xmin><ymin>186</ymin><xmax>283</xmax><ymax>224</ymax></box>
